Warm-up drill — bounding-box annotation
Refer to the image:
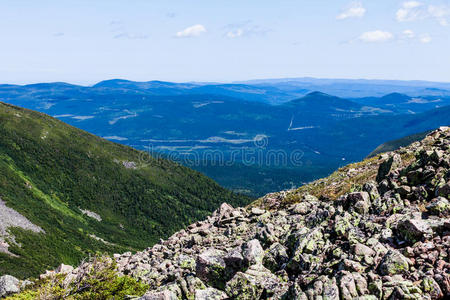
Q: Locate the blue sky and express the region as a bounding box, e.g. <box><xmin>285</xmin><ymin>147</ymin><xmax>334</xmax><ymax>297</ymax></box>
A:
<box><xmin>1</xmin><ymin>0</ymin><xmax>449</xmax><ymax>84</ymax></box>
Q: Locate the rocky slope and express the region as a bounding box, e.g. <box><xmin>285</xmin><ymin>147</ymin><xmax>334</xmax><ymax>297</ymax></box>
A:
<box><xmin>4</xmin><ymin>127</ymin><xmax>450</xmax><ymax>299</ymax></box>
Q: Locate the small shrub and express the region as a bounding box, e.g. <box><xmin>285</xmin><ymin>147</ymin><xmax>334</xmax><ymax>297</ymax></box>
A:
<box><xmin>6</xmin><ymin>256</ymin><xmax>149</xmax><ymax>300</ymax></box>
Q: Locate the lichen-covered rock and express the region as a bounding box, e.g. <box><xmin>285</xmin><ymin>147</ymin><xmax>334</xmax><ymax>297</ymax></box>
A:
<box><xmin>263</xmin><ymin>242</ymin><xmax>289</xmax><ymax>272</ymax></box>
<box><xmin>436</xmin><ymin>182</ymin><xmax>450</xmax><ymax>198</ymax></box>
<box><xmin>225</xmin><ymin>271</ymin><xmax>261</xmax><ymax>300</ymax></box>
<box><xmin>225</xmin><ymin>264</ymin><xmax>287</xmax><ymax>299</ymax></box>
<box><xmin>378</xmin><ymin>250</ymin><xmax>410</xmax><ymax>275</ymax></box>
<box><xmin>427</xmin><ymin>197</ymin><xmax>450</xmax><ymax>216</ymax></box>
<box><xmin>422</xmin><ymin>276</ymin><xmax>443</xmax><ymax>300</ymax></box>
<box><xmin>397</xmin><ymin>218</ymin><xmax>433</xmax><ymax>243</ymax></box>
<box><xmin>347</xmin><ymin>192</ymin><xmax>371</xmax><ymax>214</ymax></box>
<box><xmin>382</xmin><ymin>279</ymin><xmax>423</xmax><ymax>300</ymax></box>
<box><xmin>376</xmin><ymin>153</ymin><xmax>402</xmax><ymax>182</ymax></box>
<box><xmin>195</xmin><ymin>249</ymin><xmax>227</xmax><ymax>289</ymax></box>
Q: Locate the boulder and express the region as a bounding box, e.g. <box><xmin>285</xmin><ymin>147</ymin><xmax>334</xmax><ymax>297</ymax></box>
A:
<box><xmin>427</xmin><ymin>197</ymin><xmax>450</xmax><ymax>216</ymax></box>
<box><xmin>378</xmin><ymin>250</ymin><xmax>410</xmax><ymax>276</ymax></box>
<box><xmin>179</xmin><ymin>275</ymin><xmax>206</xmax><ymax>300</ymax></box>
<box><xmin>139</xmin><ymin>290</ymin><xmax>178</xmax><ymax>300</ymax></box>
<box><xmin>436</xmin><ymin>182</ymin><xmax>450</xmax><ymax>198</ymax></box>
<box><xmin>196</xmin><ymin>249</ymin><xmax>227</xmax><ymax>289</ymax></box>
<box><xmin>347</xmin><ymin>192</ymin><xmax>371</xmax><ymax>214</ymax></box>
<box><xmin>0</xmin><ymin>275</ymin><xmax>20</xmax><ymax>297</ymax></box>
<box><xmin>353</xmin><ymin>243</ymin><xmax>375</xmax><ymax>257</ymax></box>
<box><xmin>224</xmin><ymin>247</ymin><xmax>244</xmax><ymax>270</ymax></box>
<box><xmin>242</xmin><ymin>239</ymin><xmax>264</xmax><ymax>265</ymax></box>
<box><xmin>397</xmin><ymin>218</ymin><xmax>433</xmax><ymax>243</ymax></box>
<box><xmin>422</xmin><ymin>276</ymin><xmax>443</xmax><ymax>300</ymax></box>
<box><xmin>56</xmin><ymin>263</ymin><xmax>74</xmax><ymax>274</ymax></box>
<box><xmin>250</xmin><ymin>207</ymin><xmax>266</xmax><ymax>216</ymax></box>
<box><xmin>194</xmin><ymin>287</ymin><xmax>227</xmax><ymax>300</ymax></box>
<box><xmin>263</xmin><ymin>242</ymin><xmax>289</xmax><ymax>272</ymax></box>
<box><xmin>377</xmin><ymin>154</ymin><xmax>402</xmax><ymax>182</ymax></box>
<box><xmin>337</xmin><ymin>271</ymin><xmax>358</xmax><ymax>300</ymax></box>
<box><xmin>225</xmin><ymin>264</ymin><xmax>287</xmax><ymax>299</ymax></box>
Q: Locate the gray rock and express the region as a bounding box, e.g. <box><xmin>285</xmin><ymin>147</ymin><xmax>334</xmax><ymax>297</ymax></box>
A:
<box><xmin>353</xmin><ymin>243</ymin><xmax>375</xmax><ymax>257</ymax></box>
<box><xmin>225</xmin><ymin>264</ymin><xmax>287</xmax><ymax>299</ymax></box>
<box><xmin>378</xmin><ymin>250</ymin><xmax>410</xmax><ymax>276</ymax></box>
<box><xmin>338</xmin><ymin>271</ymin><xmax>358</xmax><ymax>300</ymax></box>
<box><xmin>0</xmin><ymin>275</ymin><xmax>20</xmax><ymax>297</ymax></box>
<box><xmin>250</xmin><ymin>207</ymin><xmax>266</xmax><ymax>216</ymax></box>
<box><xmin>56</xmin><ymin>263</ymin><xmax>74</xmax><ymax>274</ymax></box>
<box><xmin>242</xmin><ymin>239</ymin><xmax>264</xmax><ymax>265</ymax></box>
<box><xmin>426</xmin><ymin>197</ymin><xmax>450</xmax><ymax>216</ymax></box>
<box><xmin>347</xmin><ymin>192</ymin><xmax>371</xmax><ymax>214</ymax></box>
<box><xmin>194</xmin><ymin>287</ymin><xmax>227</xmax><ymax>300</ymax></box>
<box><xmin>397</xmin><ymin>218</ymin><xmax>433</xmax><ymax>243</ymax></box>
<box><xmin>376</xmin><ymin>153</ymin><xmax>402</xmax><ymax>182</ymax></box>
<box><xmin>422</xmin><ymin>276</ymin><xmax>443</xmax><ymax>300</ymax></box>
<box><xmin>263</xmin><ymin>242</ymin><xmax>289</xmax><ymax>272</ymax></box>
<box><xmin>363</xmin><ymin>181</ymin><xmax>380</xmax><ymax>201</ymax></box>
<box><xmin>195</xmin><ymin>249</ymin><xmax>227</xmax><ymax>288</ymax></box>
<box><xmin>138</xmin><ymin>290</ymin><xmax>178</xmax><ymax>300</ymax></box>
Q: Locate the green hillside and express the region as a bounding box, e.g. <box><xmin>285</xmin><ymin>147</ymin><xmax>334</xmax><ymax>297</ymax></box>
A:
<box><xmin>367</xmin><ymin>130</ymin><xmax>431</xmax><ymax>158</ymax></box>
<box><xmin>0</xmin><ymin>102</ymin><xmax>250</xmax><ymax>278</ymax></box>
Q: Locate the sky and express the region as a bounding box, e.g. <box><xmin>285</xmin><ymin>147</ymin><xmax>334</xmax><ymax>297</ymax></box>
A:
<box><xmin>1</xmin><ymin>0</ymin><xmax>450</xmax><ymax>85</ymax></box>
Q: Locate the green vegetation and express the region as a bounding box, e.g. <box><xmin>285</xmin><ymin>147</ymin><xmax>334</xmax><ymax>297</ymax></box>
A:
<box><xmin>252</xmin><ymin>147</ymin><xmax>418</xmax><ymax>209</ymax></box>
<box><xmin>6</xmin><ymin>256</ymin><xmax>149</xmax><ymax>300</ymax></box>
<box><xmin>367</xmin><ymin>130</ymin><xmax>431</xmax><ymax>158</ymax></box>
<box><xmin>0</xmin><ymin>102</ymin><xmax>250</xmax><ymax>278</ymax></box>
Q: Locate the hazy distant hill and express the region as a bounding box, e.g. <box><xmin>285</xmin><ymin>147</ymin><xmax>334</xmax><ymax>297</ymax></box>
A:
<box><xmin>1</xmin><ymin>80</ymin><xmax>450</xmax><ymax>196</ymax></box>
<box><xmin>367</xmin><ymin>130</ymin><xmax>431</xmax><ymax>158</ymax></box>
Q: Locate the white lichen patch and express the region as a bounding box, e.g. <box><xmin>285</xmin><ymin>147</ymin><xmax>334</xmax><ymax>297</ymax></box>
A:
<box><xmin>80</xmin><ymin>209</ymin><xmax>102</xmax><ymax>222</ymax></box>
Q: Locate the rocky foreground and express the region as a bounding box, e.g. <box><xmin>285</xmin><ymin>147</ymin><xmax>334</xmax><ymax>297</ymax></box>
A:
<box><xmin>2</xmin><ymin>127</ymin><xmax>450</xmax><ymax>299</ymax></box>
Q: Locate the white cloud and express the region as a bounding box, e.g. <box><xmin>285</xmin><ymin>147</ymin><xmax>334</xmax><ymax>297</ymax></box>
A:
<box><xmin>226</xmin><ymin>29</ymin><xmax>244</xmax><ymax>38</ymax></box>
<box><xmin>175</xmin><ymin>24</ymin><xmax>206</xmax><ymax>38</ymax></box>
<box><xmin>358</xmin><ymin>30</ymin><xmax>394</xmax><ymax>43</ymax></box>
<box><xmin>402</xmin><ymin>29</ymin><xmax>415</xmax><ymax>39</ymax></box>
<box><xmin>428</xmin><ymin>5</ymin><xmax>450</xmax><ymax>26</ymax></box>
<box><xmin>400</xmin><ymin>30</ymin><xmax>432</xmax><ymax>43</ymax></box>
<box><xmin>224</xmin><ymin>21</ymin><xmax>269</xmax><ymax>38</ymax></box>
<box><xmin>337</xmin><ymin>2</ymin><xmax>366</xmax><ymax>20</ymax></box>
<box><xmin>396</xmin><ymin>1</ymin><xmax>425</xmax><ymax>22</ymax></box>
<box><xmin>396</xmin><ymin>1</ymin><xmax>450</xmax><ymax>25</ymax></box>
<box><xmin>419</xmin><ymin>34</ymin><xmax>432</xmax><ymax>43</ymax></box>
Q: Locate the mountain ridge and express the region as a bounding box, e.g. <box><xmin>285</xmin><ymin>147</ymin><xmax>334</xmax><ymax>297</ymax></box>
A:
<box><xmin>0</xmin><ymin>102</ymin><xmax>250</xmax><ymax>278</ymax></box>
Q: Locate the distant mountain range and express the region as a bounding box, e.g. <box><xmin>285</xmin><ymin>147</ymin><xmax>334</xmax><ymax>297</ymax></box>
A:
<box><xmin>1</xmin><ymin>79</ymin><xmax>450</xmax><ymax>196</ymax></box>
<box><xmin>236</xmin><ymin>77</ymin><xmax>450</xmax><ymax>99</ymax></box>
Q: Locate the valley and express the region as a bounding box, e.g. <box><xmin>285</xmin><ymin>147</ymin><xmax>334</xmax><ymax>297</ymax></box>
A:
<box><xmin>2</xmin><ymin>79</ymin><xmax>450</xmax><ymax>196</ymax></box>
